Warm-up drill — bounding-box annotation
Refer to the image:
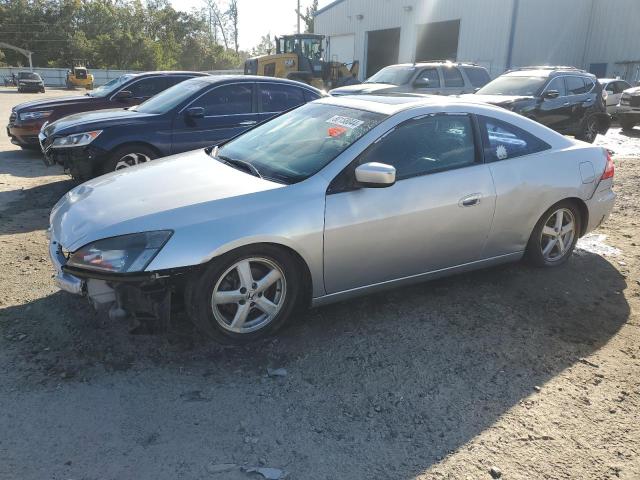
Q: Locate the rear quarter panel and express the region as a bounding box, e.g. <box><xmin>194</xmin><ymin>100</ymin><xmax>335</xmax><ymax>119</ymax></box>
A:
<box><xmin>482</xmin><ymin>143</ymin><xmax>607</xmax><ymax>258</ymax></box>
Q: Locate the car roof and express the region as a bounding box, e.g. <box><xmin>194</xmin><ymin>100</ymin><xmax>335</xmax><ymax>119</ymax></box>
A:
<box><xmin>598</xmin><ymin>78</ymin><xmax>628</xmax><ymax>83</ymax></box>
<box><xmin>179</xmin><ymin>74</ymin><xmax>324</xmax><ymax>93</ymax></box>
<box><xmin>316</xmin><ymin>94</ymin><xmax>462</xmax><ymax>115</ymax></box>
<box><xmin>385</xmin><ymin>61</ymin><xmax>483</xmax><ymax>69</ymax></box>
<box><xmin>504</xmin><ymin>67</ymin><xmax>593</xmax><ymax>78</ymax></box>
<box><xmin>134</xmin><ymin>71</ymin><xmax>210</xmax><ymax>77</ymax></box>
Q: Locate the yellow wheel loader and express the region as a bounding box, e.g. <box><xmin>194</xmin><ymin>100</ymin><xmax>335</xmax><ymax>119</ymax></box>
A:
<box><xmin>244</xmin><ymin>34</ymin><xmax>360</xmax><ymax>91</ymax></box>
<box><xmin>65</xmin><ymin>60</ymin><xmax>94</xmax><ymax>90</ymax></box>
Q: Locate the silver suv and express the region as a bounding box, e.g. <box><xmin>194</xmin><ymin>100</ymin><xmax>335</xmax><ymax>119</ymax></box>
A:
<box><xmin>329</xmin><ymin>61</ymin><xmax>490</xmax><ymax>96</ymax></box>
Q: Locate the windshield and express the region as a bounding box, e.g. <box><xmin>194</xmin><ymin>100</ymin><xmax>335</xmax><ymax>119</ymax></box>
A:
<box><xmin>18</xmin><ymin>72</ymin><xmax>40</xmax><ymax>80</ymax></box>
<box><xmin>476</xmin><ymin>76</ymin><xmax>547</xmax><ymax>96</ymax></box>
<box><xmin>217</xmin><ymin>103</ymin><xmax>386</xmax><ymax>184</ymax></box>
<box><xmin>136</xmin><ymin>78</ymin><xmax>209</xmax><ymax>114</ymax></box>
<box><xmin>365</xmin><ymin>66</ymin><xmax>416</xmax><ymax>86</ymax></box>
<box><xmin>89</xmin><ymin>74</ymin><xmax>135</xmax><ymax>97</ymax></box>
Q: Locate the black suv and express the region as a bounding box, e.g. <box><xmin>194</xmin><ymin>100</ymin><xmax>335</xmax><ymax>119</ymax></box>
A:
<box><xmin>469</xmin><ymin>66</ymin><xmax>610</xmax><ymax>143</ymax></box>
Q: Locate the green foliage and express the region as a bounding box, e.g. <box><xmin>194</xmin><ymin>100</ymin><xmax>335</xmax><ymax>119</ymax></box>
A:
<box><xmin>0</xmin><ymin>0</ymin><xmax>242</xmax><ymax>70</ymax></box>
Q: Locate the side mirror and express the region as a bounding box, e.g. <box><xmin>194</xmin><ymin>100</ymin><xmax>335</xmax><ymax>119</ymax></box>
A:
<box><xmin>413</xmin><ymin>78</ymin><xmax>430</xmax><ymax>88</ymax></box>
<box><xmin>543</xmin><ymin>90</ymin><xmax>560</xmax><ymax>100</ymax></box>
<box><xmin>114</xmin><ymin>90</ymin><xmax>133</xmax><ymax>100</ymax></box>
<box><xmin>355</xmin><ymin>162</ymin><xmax>396</xmax><ymax>188</ymax></box>
<box><xmin>186</xmin><ymin>107</ymin><xmax>205</xmax><ymax>119</ymax></box>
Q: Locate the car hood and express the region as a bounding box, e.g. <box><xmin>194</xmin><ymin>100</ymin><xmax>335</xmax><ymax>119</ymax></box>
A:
<box><xmin>465</xmin><ymin>94</ymin><xmax>535</xmax><ymax>105</ymax></box>
<box><xmin>623</xmin><ymin>86</ymin><xmax>640</xmax><ymax>95</ymax></box>
<box><xmin>14</xmin><ymin>94</ymin><xmax>96</xmax><ymax>112</ymax></box>
<box><xmin>44</xmin><ymin>108</ymin><xmax>154</xmax><ymax>136</ymax></box>
<box><xmin>330</xmin><ymin>83</ymin><xmax>398</xmax><ymax>96</ymax></box>
<box><xmin>50</xmin><ymin>149</ymin><xmax>284</xmax><ymax>251</ymax></box>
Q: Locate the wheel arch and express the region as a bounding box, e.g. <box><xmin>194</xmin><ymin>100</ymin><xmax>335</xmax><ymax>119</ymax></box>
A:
<box><xmin>191</xmin><ymin>240</ymin><xmax>316</xmax><ymax>309</ymax></box>
<box><xmin>109</xmin><ymin>140</ymin><xmax>163</xmax><ymax>158</ymax></box>
<box><xmin>565</xmin><ymin>197</ymin><xmax>589</xmax><ymax>237</ymax></box>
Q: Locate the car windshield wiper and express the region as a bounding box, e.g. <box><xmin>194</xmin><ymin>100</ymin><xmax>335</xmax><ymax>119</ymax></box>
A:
<box><xmin>212</xmin><ymin>150</ymin><xmax>262</xmax><ymax>179</ymax></box>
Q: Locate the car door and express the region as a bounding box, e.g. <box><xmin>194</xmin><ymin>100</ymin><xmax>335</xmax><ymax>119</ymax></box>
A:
<box><xmin>410</xmin><ymin>67</ymin><xmax>442</xmax><ymax>95</ymax></box>
<box><xmin>476</xmin><ymin>115</ymin><xmax>554</xmax><ymax>257</ymax></box>
<box><xmin>255</xmin><ymin>82</ymin><xmax>315</xmax><ymax>123</ymax></box>
<box><xmin>565</xmin><ymin>76</ymin><xmax>592</xmax><ymax>128</ymax></box>
<box><xmin>171</xmin><ymin>82</ymin><xmax>257</xmax><ymax>153</ymax></box>
<box><xmin>536</xmin><ymin>76</ymin><xmax>572</xmax><ymax>130</ymax></box>
<box><xmin>323</xmin><ymin>113</ymin><xmax>497</xmax><ymax>294</ymax></box>
<box><xmin>440</xmin><ymin>66</ymin><xmax>466</xmax><ymax>95</ymax></box>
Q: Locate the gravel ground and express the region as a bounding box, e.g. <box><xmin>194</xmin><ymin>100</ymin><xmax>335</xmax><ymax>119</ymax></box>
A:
<box><xmin>0</xmin><ymin>87</ymin><xmax>639</xmax><ymax>480</ymax></box>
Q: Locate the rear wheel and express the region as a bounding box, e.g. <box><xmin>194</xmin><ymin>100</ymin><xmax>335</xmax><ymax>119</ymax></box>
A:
<box><xmin>102</xmin><ymin>145</ymin><xmax>157</xmax><ymax>174</ymax></box>
<box><xmin>186</xmin><ymin>245</ymin><xmax>302</xmax><ymax>344</ymax></box>
<box><xmin>526</xmin><ymin>201</ymin><xmax>581</xmax><ymax>267</ymax></box>
<box><xmin>576</xmin><ymin>115</ymin><xmax>599</xmax><ymax>143</ymax></box>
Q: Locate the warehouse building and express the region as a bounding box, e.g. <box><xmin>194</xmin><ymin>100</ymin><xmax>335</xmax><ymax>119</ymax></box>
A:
<box><xmin>315</xmin><ymin>0</ymin><xmax>640</xmax><ymax>82</ymax></box>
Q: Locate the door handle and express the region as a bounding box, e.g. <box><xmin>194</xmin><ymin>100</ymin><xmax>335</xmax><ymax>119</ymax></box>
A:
<box><xmin>459</xmin><ymin>194</ymin><xmax>481</xmax><ymax>207</ymax></box>
<box><xmin>239</xmin><ymin>120</ymin><xmax>257</xmax><ymax>126</ymax></box>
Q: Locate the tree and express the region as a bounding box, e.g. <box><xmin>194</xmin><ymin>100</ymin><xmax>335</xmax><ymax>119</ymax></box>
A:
<box><xmin>0</xmin><ymin>0</ymin><xmax>242</xmax><ymax>70</ymax></box>
<box><xmin>251</xmin><ymin>34</ymin><xmax>274</xmax><ymax>57</ymax></box>
<box><xmin>298</xmin><ymin>0</ymin><xmax>318</xmax><ymax>33</ymax></box>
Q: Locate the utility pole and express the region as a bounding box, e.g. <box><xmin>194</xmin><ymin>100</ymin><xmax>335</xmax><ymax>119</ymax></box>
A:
<box><xmin>297</xmin><ymin>0</ymin><xmax>301</xmax><ymax>34</ymax></box>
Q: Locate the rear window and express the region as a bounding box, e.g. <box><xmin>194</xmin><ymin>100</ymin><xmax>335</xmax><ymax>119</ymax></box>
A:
<box><xmin>463</xmin><ymin>66</ymin><xmax>490</xmax><ymax>88</ymax></box>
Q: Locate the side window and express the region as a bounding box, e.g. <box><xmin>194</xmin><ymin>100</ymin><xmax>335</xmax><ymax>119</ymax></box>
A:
<box><xmin>545</xmin><ymin>77</ymin><xmax>567</xmax><ymax>96</ymax></box>
<box><xmin>357</xmin><ymin>114</ymin><xmax>477</xmax><ymax>180</ymax></box>
<box><xmin>479</xmin><ymin>115</ymin><xmax>550</xmax><ymax>162</ymax></box>
<box><xmin>604</xmin><ymin>82</ymin><xmax>615</xmax><ymax>94</ymax></box>
<box><xmin>259</xmin><ymin>84</ymin><xmax>305</xmax><ymax>112</ymax></box>
<box><xmin>166</xmin><ymin>75</ymin><xmax>193</xmax><ymax>87</ymax></box>
<box><xmin>193</xmin><ymin>84</ymin><xmax>253</xmax><ymax>116</ymax></box>
<box><xmin>414</xmin><ymin>68</ymin><xmax>440</xmax><ymax>88</ymax></box>
<box><xmin>127</xmin><ymin>77</ymin><xmax>167</xmax><ymax>98</ymax></box>
<box><xmin>566</xmin><ymin>76</ymin><xmax>588</xmax><ymax>95</ymax></box>
<box><xmin>615</xmin><ymin>81</ymin><xmax>630</xmax><ymax>94</ymax></box>
<box><xmin>303</xmin><ymin>89</ymin><xmax>321</xmax><ymax>102</ymax></box>
<box><xmin>442</xmin><ymin>67</ymin><xmax>465</xmax><ymax>88</ymax></box>
<box><xmin>463</xmin><ymin>66</ymin><xmax>490</xmax><ymax>88</ymax></box>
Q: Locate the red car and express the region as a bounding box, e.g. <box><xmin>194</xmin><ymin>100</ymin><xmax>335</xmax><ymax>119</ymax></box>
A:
<box><xmin>7</xmin><ymin>71</ymin><xmax>208</xmax><ymax>150</ymax></box>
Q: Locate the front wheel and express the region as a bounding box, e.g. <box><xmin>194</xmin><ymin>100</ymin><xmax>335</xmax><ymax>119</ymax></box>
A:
<box><xmin>525</xmin><ymin>201</ymin><xmax>581</xmax><ymax>267</ymax></box>
<box><xmin>102</xmin><ymin>145</ymin><xmax>157</xmax><ymax>174</ymax></box>
<box><xmin>186</xmin><ymin>245</ymin><xmax>302</xmax><ymax>344</ymax></box>
<box><xmin>575</xmin><ymin>115</ymin><xmax>599</xmax><ymax>143</ymax></box>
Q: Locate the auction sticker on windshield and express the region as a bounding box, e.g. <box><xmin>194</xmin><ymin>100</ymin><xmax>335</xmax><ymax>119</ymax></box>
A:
<box><xmin>326</xmin><ymin>115</ymin><xmax>364</xmax><ymax>129</ymax></box>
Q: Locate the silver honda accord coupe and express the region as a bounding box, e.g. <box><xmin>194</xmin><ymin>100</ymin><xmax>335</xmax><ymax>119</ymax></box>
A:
<box><xmin>48</xmin><ymin>94</ymin><xmax>616</xmax><ymax>343</ymax></box>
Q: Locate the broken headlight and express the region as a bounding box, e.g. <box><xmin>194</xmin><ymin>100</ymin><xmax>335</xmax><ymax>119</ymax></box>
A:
<box><xmin>67</xmin><ymin>231</ymin><xmax>172</xmax><ymax>273</ymax></box>
<box><xmin>51</xmin><ymin>130</ymin><xmax>102</xmax><ymax>149</ymax></box>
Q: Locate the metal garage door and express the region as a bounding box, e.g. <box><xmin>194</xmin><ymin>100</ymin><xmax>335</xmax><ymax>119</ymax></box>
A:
<box><xmin>328</xmin><ymin>34</ymin><xmax>355</xmax><ymax>64</ymax></box>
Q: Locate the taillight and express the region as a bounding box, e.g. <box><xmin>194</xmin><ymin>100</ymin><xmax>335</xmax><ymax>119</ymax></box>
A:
<box><xmin>602</xmin><ymin>149</ymin><xmax>614</xmax><ymax>179</ymax></box>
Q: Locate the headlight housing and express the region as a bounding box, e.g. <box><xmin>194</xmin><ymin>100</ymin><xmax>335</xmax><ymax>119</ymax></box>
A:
<box><xmin>19</xmin><ymin>110</ymin><xmax>52</xmax><ymax>121</ymax></box>
<box><xmin>51</xmin><ymin>130</ymin><xmax>102</xmax><ymax>149</ymax></box>
<box><xmin>620</xmin><ymin>93</ymin><xmax>632</xmax><ymax>105</ymax></box>
<box><xmin>67</xmin><ymin>231</ymin><xmax>173</xmax><ymax>273</ymax></box>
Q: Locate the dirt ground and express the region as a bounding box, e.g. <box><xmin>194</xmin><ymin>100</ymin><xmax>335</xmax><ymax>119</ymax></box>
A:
<box><xmin>0</xmin><ymin>87</ymin><xmax>639</xmax><ymax>480</ymax></box>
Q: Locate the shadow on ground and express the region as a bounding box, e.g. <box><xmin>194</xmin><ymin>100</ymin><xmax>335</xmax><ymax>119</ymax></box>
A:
<box><xmin>0</xmin><ymin>248</ymin><xmax>629</xmax><ymax>478</ymax></box>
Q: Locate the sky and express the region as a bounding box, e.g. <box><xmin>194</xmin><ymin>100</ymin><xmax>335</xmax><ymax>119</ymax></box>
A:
<box><xmin>171</xmin><ymin>0</ymin><xmax>334</xmax><ymax>51</ymax></box>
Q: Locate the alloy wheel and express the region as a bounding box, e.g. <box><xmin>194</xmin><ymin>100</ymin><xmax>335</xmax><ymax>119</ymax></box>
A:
<box><xmin>114</xmin><ymin>152</ymin><xmax>152</xmax><ymax>170</ymax></box>
<box><xmin>211</xmin><ymin>257</ymin><xmax>287</xmax><ymax>334</ymax></box>
<box><xmin>540</xmin><ymin>208</ymin><xmax>576</xmax><ymax>262</ymax></box>
<box><xmin>584</xmin><ymin>117</ymin><xmax>598</xmax><ymax>142</ymax></box>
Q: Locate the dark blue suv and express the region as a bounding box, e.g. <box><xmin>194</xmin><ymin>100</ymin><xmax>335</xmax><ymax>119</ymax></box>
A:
<box><xmin>40</xmin><ymin>76</ymin><xmax>324</xmax><ymax>180</ymax></box>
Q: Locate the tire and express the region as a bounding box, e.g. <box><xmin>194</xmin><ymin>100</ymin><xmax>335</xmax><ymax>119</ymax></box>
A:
<box><xmin>525</xmin><ymin>200</ymin><xmax>581</xmax><ymax>267</ymax></box>
<box><xmin>17</xmin><ymin>87</ymin><xmax>22</xmax><ymax>93</ymax></box>
<box><xmin>620</xmin><ymin>118</ymin><xmax>635</xmax><ymax>131</ymax></box>
<box><xmin>40</xmin><ymin>88</ymin><xmax>45</xmax><ymax>93</ymax></box>
<box><xmin>101</xmin><ymin>144</ymin><xmax>157</xmax><ymax>174</ymax></box>
<box><xmin>185</xmin><ymin>245</ymin><xmax>303</xmax><ymax>344</ymax></box>
<box><xmin>575</xmin><ymin>115</ymin><xmax>599</xmax><ymax>143</ymax></box>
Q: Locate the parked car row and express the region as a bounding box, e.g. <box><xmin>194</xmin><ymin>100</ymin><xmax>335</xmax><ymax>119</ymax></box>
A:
<box><xmin>2</xmin><ymin>66</ymin><xmax>618</xmax><ymax>344</ymax></box>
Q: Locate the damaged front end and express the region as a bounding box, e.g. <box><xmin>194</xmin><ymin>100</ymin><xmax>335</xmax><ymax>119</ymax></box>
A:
<box><xmin>49</xmin><ymin>229</ymin><xmax>189</xmax><ymax>332</ymax></box>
